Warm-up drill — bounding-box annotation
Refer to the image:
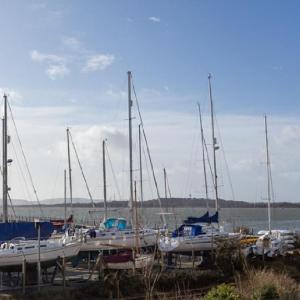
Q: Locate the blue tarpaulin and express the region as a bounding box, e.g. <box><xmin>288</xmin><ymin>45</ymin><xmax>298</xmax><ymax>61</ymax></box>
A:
<box><xmin>183</xmin><ymin>211</ymin><xmax>219</xmax><ymax>224</ymax></box>
<box><xmin>0</xmin><ymin>222</ymin><xmax>54</xmax><ymax>242</ymax></box>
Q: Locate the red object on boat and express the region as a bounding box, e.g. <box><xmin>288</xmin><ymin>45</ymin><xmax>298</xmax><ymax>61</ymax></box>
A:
<box><xmin>51</xmin><ymin>215</ymin><xmax>74</xmax><ymax>228</ymax></box>
<box><xmin>103</xmin><ymin>251</ymin><xmax>133</xmax><ymax>263</ymax></box>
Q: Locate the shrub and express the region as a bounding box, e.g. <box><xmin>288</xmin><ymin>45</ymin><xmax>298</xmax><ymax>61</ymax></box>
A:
<box><xmin>204</xmin><ymin>283</ymin><xmax>241</xmax><ymax>300</ymax></box>
<box><xmin>237</xmin><ymin>269</ymin><xmax>299</xmax><ymax>300</ymax></box>
<box><xmin>252</xmin><ymin>284</ymin><xmax>279</xmax><ymax>300</ymax></box>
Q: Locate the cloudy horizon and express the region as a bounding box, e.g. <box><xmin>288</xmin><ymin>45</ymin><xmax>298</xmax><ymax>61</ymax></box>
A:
<box><xmin>0</xmin><ymin>1</ymin><xmax>300</xmax><ymax>205</ymax></box>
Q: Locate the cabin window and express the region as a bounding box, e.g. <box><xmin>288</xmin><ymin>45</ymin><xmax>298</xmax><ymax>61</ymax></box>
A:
<box><xmin>17</xmin><ymin>247</ymin><xmax>22</xmax><ymax>250</ymax></box>
<box><xmin>25</xmin><ymin>246</ymin><xmax>35</xmax><ymax>249</ymax></box>
<box><xmin>40</xmin><ymin>245</ymin><xmax>47</xmax><ymax>248</ymax></box>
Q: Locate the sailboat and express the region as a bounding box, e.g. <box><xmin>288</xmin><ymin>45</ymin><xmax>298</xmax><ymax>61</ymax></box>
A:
<box><xmin>0</xmin><ymin>94</ymin><xmax>53</xmax><ymax>241</ymax></box>
<box><xmin>250</xmin><ymin>116</ymin><xmax>286</xmax><ymax>258</ymax></box>
<box><xmin>99</xmin><ymin>181</ymin><xmax>154</xmax><ymax>270</ymax></box>
<box><xmin>0</xmin><ymin>235</ymin><xmax>81</xmax><ymax>270</ymax></box>
<box><xmin>159</xmin><ymin>74</ymin><xmax>232</xmax><ymax>254</ymax></box>
<box><xmin>80</xmin><ymin>71</ymin><xmax>158</xmax><ymax>253</ymax></box>
<box><xmin>0</xmin><ymin>95</ymin><xmax>81</xmax><ymax>269</ymax></box>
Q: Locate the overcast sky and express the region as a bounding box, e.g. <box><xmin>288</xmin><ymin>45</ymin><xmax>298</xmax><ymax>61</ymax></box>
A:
<box><xmin>0</xmin><ymin>0</ymin><xmax>300</xmax><ymax>204</ymax></box>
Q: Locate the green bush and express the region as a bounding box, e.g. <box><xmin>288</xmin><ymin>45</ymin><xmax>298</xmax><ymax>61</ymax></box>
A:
<box><xmin>252</xmin><ymin>284</ymin><xmax>279</xmax><ymax>300</ymax></box>
<box><xmin>204</xmin><ymin>283</ymin><xmax>241</xmax><ymax>300</ymax></box>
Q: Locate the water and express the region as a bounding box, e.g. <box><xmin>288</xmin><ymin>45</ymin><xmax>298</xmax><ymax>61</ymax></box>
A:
<box><xmin>10</xmin><ymin>206</ymin><xmax>300</xmax><ymax>233</ymax></box>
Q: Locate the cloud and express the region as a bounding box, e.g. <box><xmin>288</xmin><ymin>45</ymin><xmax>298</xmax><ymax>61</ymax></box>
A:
<box><xmin>61</xmin><ymin>37</ymin><xmax>81</xmax><ymax>51</ymax></box>
<box><xmin>7</xmin><ymin>84</ymin><xmax>300</xmax><ymax>203</ymax></box>
<box><xmin>30</xmin><ymin>2</ymin><xmax>47</xmax><ymax>11</ymax></box>
<box><xmin>0</xmin><ymin>88</ymin><xmax>23</xmax><ymax>104</ymax></box>
<box><xmin>148</xmin><ymin>16</ymin><xmax>160</xmax><ymax>23</ymax></box>
<box><xmin>105</xmin><ymin>88</ymin><xmax>127</xmax><ymax>100</ymax></box>
<box><xmin>30</xmin><ymin>50</ymin><xmax>69</xmax><ymax>80</ymax></box>
<box><xmin>83</xmin><ymin>54</ymin><xmax>115</xmax><ymax>72</ymax></box>
<box><xmin>275</xmin><ymin>125</ymin><xmax>300</xmax><ymax>144</ymax></box>
<box><xmin>30</xmin><ymin>50</ymin><xmax>64</xmax><ymax>64</ymax></box>
<box><xmin>46</xmin><ymin>64</ymin><xmax>70</xmax><ymax>80</ymax></box>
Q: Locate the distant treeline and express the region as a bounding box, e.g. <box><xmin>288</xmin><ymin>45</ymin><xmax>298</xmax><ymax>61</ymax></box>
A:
<box><xmin>16</xmin><ymin>197</ymin><xmax>300</xmax><ymax>208</ymax></box>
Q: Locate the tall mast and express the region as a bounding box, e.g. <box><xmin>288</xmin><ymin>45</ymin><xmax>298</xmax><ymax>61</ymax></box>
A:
<box><xmin>2</xmin><ymin>94</ymin><xmax>8</xmax><ymax>222</ymax></box>
<box><xmin>264</xmin><ymin>115</ymin><xmax>271</xmax><ymax>233</ymax></box>
<box><xmin>163</xmin><ymin>168</ymin><xmax>168</xmax><ymax>211</ymax></box>
<box><xmin>64</xmin><ymin>169</ymin><xmax>67</xmax><ymax>226</ymax></box>
<box><xmin>128</xmin><ymin>71</ymin><xmax>134</xmax><ymax>226</ymax></box>
<box><xmin>134</xmin><ymin>180</ymin><xmax>140</xmax><ymax>251</ymax></box>
<box><xmin>138</xmin><ymin>124</ymin><xmax>143</xmax><ymax>211</ymax></box>
<box><xmin>102</xmin><ymin>139</ymin><xmax>107</xmax><ymax>220</ymax></box>
<box><xmin>66</xmin><ymin>128</ymin><xmax>73</xmax><ymax>211</ymax></box>
<box><xmin>208</xmin><ymin>74</ymin><xmax>219</xmax><ymax>212</ymax></box>
<box><xmin>197</xmin><ymin>103</ymin><xmax>209</xmax><ymax>210</ymax></box>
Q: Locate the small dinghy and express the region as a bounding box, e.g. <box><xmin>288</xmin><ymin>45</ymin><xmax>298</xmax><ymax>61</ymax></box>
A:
<box><xmin>101</xmin><ymin>251</ymin><xmax>153</xmax><ymax>270</ymax></box>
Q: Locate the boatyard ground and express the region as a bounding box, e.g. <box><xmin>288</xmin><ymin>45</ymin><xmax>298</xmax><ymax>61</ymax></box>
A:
<box><xmin>0</xmin><ymin>248</ymin><xmax>300</xmax><ymax>300</ymax></box>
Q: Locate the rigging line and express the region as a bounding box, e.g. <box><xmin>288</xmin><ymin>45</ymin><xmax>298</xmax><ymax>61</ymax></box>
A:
<box><xmin>131</xmin><ymin>78</ymin><xmax>165</xmax><ymax>224</ymax></box>
<box><xmin>215</xmin><ymin>115</ymin><xmax>236</xmax><ymax>202</ymax></box>
<box><xmin>142</xmin><ymin>145</ymin><xmax>155</xmax><ymax>199</ymax></box>
<box><xmin>166</xmin><ymin>172</ymin><xmax>172</xmax><ymax>198</ymax></box>
<box><xmin>182</xmin><ymin>122</ymin><xmax>198</xmax><ymax>198</ymax></box>
<box><xmin>104</xmin><ymin>143</ymin><xmax>122</xmax><ymax>201</ymax></box>
<box><xmin>68</xmin><ymin>130</ymin><xmax>95</xmax><ymax>207</ymax></box>
<box><xmin>50</xmin><ymin>152</ymin><xmax>63</xmax><ymax>200</ymax></box>
<box><xmin>11</xmin><ymin>139</ymin><xmax>33</xmax><ymax>203</ymax></box>
<box><xmin>0</xmin><ymin>165</ymin><xmax>16</xmax><ymax>218</ymax></box>
<box><xmin>7</xmin><ymin>101</ymin><xmax>44</xmax><ymax>216</ymax></box>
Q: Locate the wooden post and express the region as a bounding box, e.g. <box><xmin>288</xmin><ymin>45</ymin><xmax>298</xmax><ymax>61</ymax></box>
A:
<box><xmin>88</xmin><ymin>251</ymin><xmax>91</xmax><ymax>272</ymax></box>
<box><xmin>192</xmin><ymin>250</ymin><xmax>195</xmax><ymax>269</ymax></box>
<box><xmin>62</xmin><ymin>256</ymin><xmax>66</xmax><ymax>292</ymax></box>
<box><xmin>36</xmin><ymin>221</ymin><xmax>41</xmax><ymax>292</ymax></box>
<box><xmin>22</xmin><ymin>258</ymin><xmax>26</xmax><ymax>294</ymax></box>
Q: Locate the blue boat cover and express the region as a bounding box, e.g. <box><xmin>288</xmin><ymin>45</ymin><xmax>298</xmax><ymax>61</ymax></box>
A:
<box><xmin>172</xmin><ymin>224</ymin><xmax>185</xmax><ymax>237</ymax></box>
<box><xmin>184</xmin><ymin>211</ymin><xmax>219</xmax><ymax>224</ymax></box>
<box><xmin>104</xmin><ymin>218</ymin><xmax>127</xmax><ymax>230</ymax></box>
<box><xmin>0</xmin><ymin>222</ymin><xmax>54</xmax><ymax>242</ymax></box>
<box><xmin>172</xmin><ymin>224</ymin><xmax>204</xmax><ymax>237</ymax></box>
<box><xmin>190</xmin><ymin>224</ymin><xmax>203</xmax><ymax>236</ymax></box>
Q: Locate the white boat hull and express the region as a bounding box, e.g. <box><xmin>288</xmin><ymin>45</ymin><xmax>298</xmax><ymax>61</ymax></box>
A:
<box><xmin>159</xmin><ymin>233</ymin><xmax>232</xmax><ymax>253</ymax></box>
<box><xmin>81</xmin><ymin>231</ymin><xmax>158</xmax><ymax>252</ymax></box>
<box><xmin>0</xmin><ymin>242</ymin><xmax>81</xmax><ymax>268</ymax></box>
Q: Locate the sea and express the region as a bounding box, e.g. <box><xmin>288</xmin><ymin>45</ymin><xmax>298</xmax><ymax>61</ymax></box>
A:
<box><xmin>10</xmin><ymin>206</ymin><xmax>300</xmax><ymax>234</ymax></box>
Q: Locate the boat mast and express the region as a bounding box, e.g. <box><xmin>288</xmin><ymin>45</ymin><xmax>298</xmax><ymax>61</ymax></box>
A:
<box><xmin>2</xmin><ymin>94</ymin><xmax>8</xmax><ymax>222</ymax></box>
<box><xmin>66</xmin><ymin>128</ymin><xmax>73</xmax><ymax>211</ymax></box>
<box><xmin>134</xmin><ymin>180</ymin><xmax>140</xmax><ymax>252</ymax></box>
<box><xmin>208</xmin><ymin>74</ymin><xmax>219</xmax><ymax>212</ymax></box>
<box><xmin>64</xmin><ymin>169</ymin><xmax>67</xmax><ymax>226</ymax></box>
<box><xmin>197</xmin><ymin>103</ymin><xmax>209</xmax><ymax>210</ymax></box>
<box><xmin>102</xmin><ymin>139</ymin><xmax>107</xmax><ymax>220</ymax></box>
<box><xmin>264</xmin><ymin>115</ymin><xmax>271</xmax><ymax>233</ymax></box>
<box><xmin>138</xmin><ymin>124</ymin><xmax>143</xmax><ymax>212</ymax></box>
<box><xmin>128</xmin><ymin>71</ymin><xmax>134</xmax><ymax>226</ymax></box>
<box><xmin>163</xmin><ymin>168</ymin><xmax>168</xmax><ymax>212</ymax></box>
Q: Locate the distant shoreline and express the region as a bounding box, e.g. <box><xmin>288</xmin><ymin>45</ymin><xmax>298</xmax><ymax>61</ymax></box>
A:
<box><xmin>12</xmin><ymin>197</ymin><xmax>300</xmax><ymax>208</ymax></box>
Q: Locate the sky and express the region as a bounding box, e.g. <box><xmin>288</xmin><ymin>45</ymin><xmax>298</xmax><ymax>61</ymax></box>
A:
<box><xmin>0</xmin><ymin>0</ymin><xmax>300</xmax><ymax>205</ymax></box>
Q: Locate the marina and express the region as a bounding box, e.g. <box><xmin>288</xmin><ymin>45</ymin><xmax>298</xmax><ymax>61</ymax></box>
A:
<box><xmin>1</xmin><ymin>1</ymin><xmax>300</xmax><ymax>298</ymax></box>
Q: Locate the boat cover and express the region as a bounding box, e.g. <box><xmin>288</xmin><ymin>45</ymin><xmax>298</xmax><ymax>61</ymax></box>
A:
<box><xmin>0</xmin><ymin>222</ymin><xmax>54</xmax><ymax>242</ymax></box>
<box><xmin>184</xmin><ymin>211</ymin><xmax>219</xmax><ymax>224</ymax></box>
<box><xmin>172</xmin><ymin>224</ymin><xmax>204</xmax><ymax>237</ymax></box>
<box><xmin>104</xmin><ymin>218</ymin><xmax>127</xmax><ymax>230</ymax></box>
